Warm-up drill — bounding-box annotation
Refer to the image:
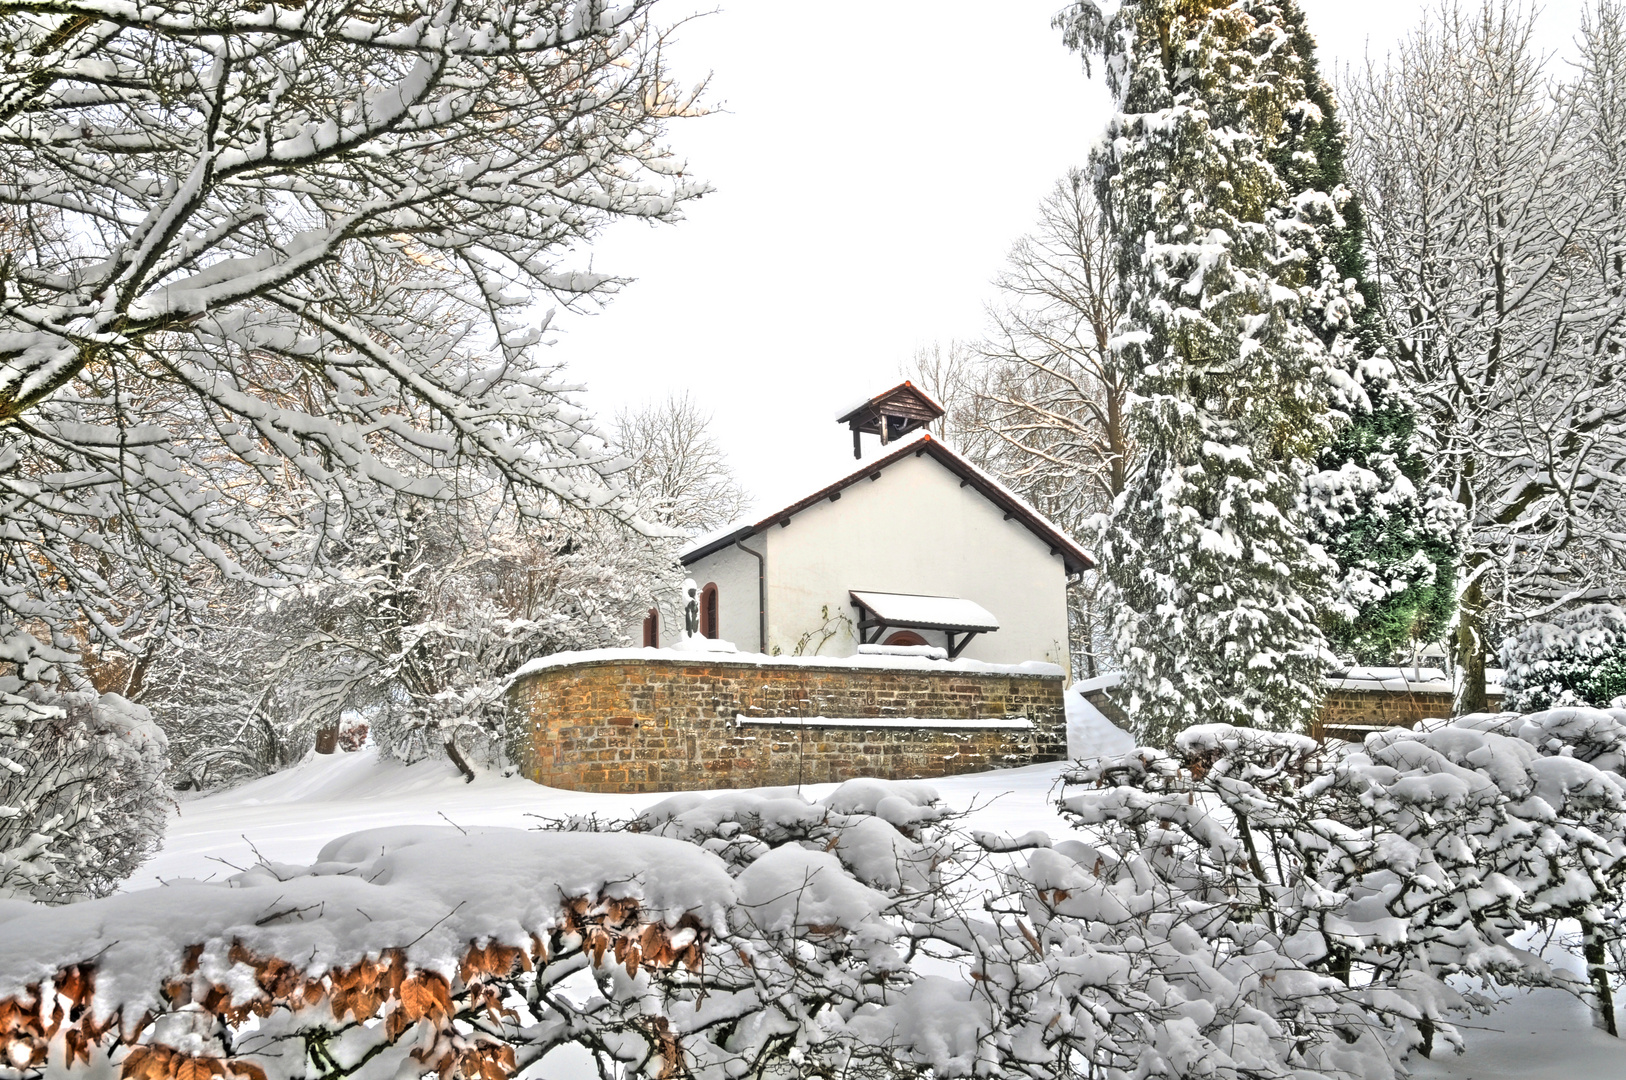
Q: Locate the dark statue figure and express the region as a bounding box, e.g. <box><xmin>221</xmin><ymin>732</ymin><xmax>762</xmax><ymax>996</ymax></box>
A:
<box><xmin>682</xmin><ymin>578</ymin><xmax>700</xmax><ymax>638</ymax></box>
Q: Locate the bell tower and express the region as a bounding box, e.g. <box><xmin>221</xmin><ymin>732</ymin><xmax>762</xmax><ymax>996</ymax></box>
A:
<box><xmin>835</xmin><ymin>381</ymin><xmax>946</xmax><ymax>458</ymax></box>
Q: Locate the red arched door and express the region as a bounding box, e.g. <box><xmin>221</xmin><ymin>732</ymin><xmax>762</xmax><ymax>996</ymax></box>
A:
<box><xmin>883</xmin><ymin>630</ymin><xmax>929</xmax><ymax>647</ymax></box>
<box><xmin>700</xmin><ymin>583</ymin><xmax>719</xmax><ymax>639</ymax></box>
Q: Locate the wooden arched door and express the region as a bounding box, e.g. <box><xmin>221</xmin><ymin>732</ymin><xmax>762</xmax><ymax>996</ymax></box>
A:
<box><xmin>700</xmin><ymin>583</ymin><xmax>719</xmax><ymax>639</ymax></box>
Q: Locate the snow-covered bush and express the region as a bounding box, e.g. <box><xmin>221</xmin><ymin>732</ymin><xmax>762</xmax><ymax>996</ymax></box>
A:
<box><xmin>5</xmin><ymin>741</ymin><xmax>1620</xmax><ymax>1079</ymax></box>
<box><xmin>1061</xmin><ymin>710</ymin><xmax>1626</xmax><ymax>1043</ymax></box>
<box><xmin>1501</xmin><ymin>604</ymin><xmax>1626</xmax><ymax>711</ymax></box>
<box><xmin>0</xmin><ymin>786</ymin><xmax>957</xmax><ymax>1080</ymax></box>
<box><xmin>0</xmin><ymin>778</ymin><xmax>1411</xmax><ymax>1080</ymax></box>
<box><xmin>273</xmin><ymin>506</ymin><xmax>667</xmax><ymax>775</ymax></box>
<box><xmin>0</xmin><ymin>682</ymin><xmax>168</xmax><ymax>903</ymax></box>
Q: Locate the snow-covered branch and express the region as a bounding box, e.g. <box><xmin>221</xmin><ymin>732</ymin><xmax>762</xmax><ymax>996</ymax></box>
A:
<box><xmin>0</xmin><ymin>0</ymin><xmax>705</xmax><ymax>658</ymax></box>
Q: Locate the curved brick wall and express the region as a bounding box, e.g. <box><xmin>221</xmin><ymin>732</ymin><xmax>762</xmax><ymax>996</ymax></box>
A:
<box><xmin>507</xmin><ymin>655</ymin><xmax>1066</xmax><ymax>794</ymax></box>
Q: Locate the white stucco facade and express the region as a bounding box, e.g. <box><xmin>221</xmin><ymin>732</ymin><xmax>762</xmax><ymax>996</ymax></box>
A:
<box><xmin>679</xmin><ymin>446</ymin><xmax>1075</xmax><ymax>672</ymax></box>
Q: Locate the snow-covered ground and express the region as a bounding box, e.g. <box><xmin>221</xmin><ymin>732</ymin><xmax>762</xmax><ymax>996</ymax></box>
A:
<box><xmin>141</xmin><ymin>746</ymin><xmax>1622</xmax><ymax>1079</ymax></box>
<box><xmin>143</xmin><ymin>750</ymin><xmax>1068</xmax><ymax>887</ymax></box>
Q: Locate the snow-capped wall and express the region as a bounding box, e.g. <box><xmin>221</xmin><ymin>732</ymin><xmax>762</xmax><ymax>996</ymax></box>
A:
<box><xmin>508</xmin><ymin>653</ymin><xmax>1065</xmax><ymax>793</ymax></box>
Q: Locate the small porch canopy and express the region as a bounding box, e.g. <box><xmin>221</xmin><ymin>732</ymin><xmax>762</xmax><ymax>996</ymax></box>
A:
<box><xmin>849</xmin><ymin>591</ymin><xmax>999</xmax><ymax>659</ymax></box>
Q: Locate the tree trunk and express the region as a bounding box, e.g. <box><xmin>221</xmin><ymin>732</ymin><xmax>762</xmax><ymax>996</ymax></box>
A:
<box><xmin>1235</xmin><ymin>812</ymin><xmax>1277</xmax><ymax>935</ymax></box>
<box><xmin>314</xmin><ymin>722</ymin><xmax>339</xmax><ymax>755</ymax></box>
<box><xmin>1585</xmin><ymin>920</ymin><xmax>1619</xmax><ymax>1036</ymax></box>
<box><xmin>1455</xmin><ymin>575</ymin><xmax>1488</xmax><ymax>715</ymax></box>
<box><xmin>445</xmin><ymin>736</ymin><xmax>477</xmax><ymax>784</ymax></box>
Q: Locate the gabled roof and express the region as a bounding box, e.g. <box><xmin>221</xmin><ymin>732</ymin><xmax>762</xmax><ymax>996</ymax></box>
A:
<box><xmin>850</xmin><ymin>591</ymin><xmax>1000</xmax><ymax>632</ymax></box>
<box><xmin>834</xmin><ymin>381</ymin><xmax>946</xmax><ymax>427</ymax></box>
<box><xmin>680</xmin><ymin>434</ymin><xmax>1095</xmax><ymax>574</ymax></box>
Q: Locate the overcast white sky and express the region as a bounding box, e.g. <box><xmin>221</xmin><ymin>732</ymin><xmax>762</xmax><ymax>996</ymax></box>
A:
<box><xmin>549</xmin><ymin>1</ymin><xmax>1584</xmax><ymax>516</ymax></box>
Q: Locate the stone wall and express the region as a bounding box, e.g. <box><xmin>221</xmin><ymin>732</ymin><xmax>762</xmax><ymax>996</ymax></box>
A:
<box><xmin>1079</xmin><ymin>678</ymin><xmax>1504</xmax><ymax>745</ymax></box>
<box><xmin>507</xmin><ymin>655</ymin><xmax>1066</xmax><ymax>794</ymax></box>
<box><xmin>1314</xmin><ymin>686</ymin><xmax>1503</xmax><ymax>741</ymax></box>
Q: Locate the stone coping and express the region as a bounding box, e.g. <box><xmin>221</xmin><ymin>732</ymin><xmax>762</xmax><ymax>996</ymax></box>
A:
<box><xmin>734</xmin><ymin>714</ymin><xmax>1034</xmax><ymax>730</ymax></box>
<box><xmin>511</xmin><ymin>647</ymin><xmax>1066</xmax><ymax>681</ymax></box>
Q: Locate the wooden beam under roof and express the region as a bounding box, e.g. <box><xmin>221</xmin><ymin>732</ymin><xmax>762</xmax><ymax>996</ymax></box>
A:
<box><xmin>836</xmin><ymin>381</ymin><xmax>946</xmax><ymax>457</ymax></box>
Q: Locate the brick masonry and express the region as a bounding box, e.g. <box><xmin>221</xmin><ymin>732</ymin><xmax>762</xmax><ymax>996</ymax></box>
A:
<box><xmin>1313</xmin><ymin>686</ymin><xmax>1504</xmax><ymax>740</ymax></box>
<box><xmin>507</xmin><ymin>656</ymin><xmax>1066</xmax><ymax>794</ymax></box>
<box><xmin>1084</xmin><ymin>681</ymin><xmax>1505</xmax><ymax>743</ymax></box>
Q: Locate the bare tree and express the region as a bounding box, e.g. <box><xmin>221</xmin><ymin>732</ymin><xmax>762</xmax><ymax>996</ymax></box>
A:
<box><xmin>613</xmin><ymin>393</ymin><xmax>750</xmax><ymax>533</ymax></box>
<box><xmin>980</xmin><ymin>170</ymin><xmax>1129</xmax><ymax>515</ymax></box>
<box><xmin>1345</xmin><ymin>0</ymin><xmax>1626</xmax><ymax>709</ymax></box>
<box><xmin>897</xmin><ymin>340</ymin><xmax>998</xmax><ymax>461</ymax></box>
<box><xmin>904</xmin><ymin>175</ymin><xmax>1127</xmax><ymax>679</ymax></box>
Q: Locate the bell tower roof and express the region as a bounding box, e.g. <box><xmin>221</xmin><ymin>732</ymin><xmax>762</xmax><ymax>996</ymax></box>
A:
<box><xmin>835</xmin><ymin>381</ymin><xmax>946</xmax><ymax>458</ymax></box>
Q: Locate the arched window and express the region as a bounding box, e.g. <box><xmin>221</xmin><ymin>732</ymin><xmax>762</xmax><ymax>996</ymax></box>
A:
<box><xmin>700</xmin><ymin>583</ymin><xmax>719</xmax><ymax>639</ymax></box>
<box><xmin>883</xmin><ymin>630</ymin><xmax>929</xmax><ymax>647</ymax></box>
<box><xmin>642</xmin><ymin>607</ymin><xmax>659</xmax><ymax>648</ymax></box>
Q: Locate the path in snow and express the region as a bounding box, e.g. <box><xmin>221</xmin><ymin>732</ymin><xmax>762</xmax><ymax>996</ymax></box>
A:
<box><xmin>143</xmin><ymin>750</ymin><xmax>1621</xmax><ymax>1078</ymax></box>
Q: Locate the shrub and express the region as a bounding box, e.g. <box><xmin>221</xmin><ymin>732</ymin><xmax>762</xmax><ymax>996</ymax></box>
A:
<box><xmin>1501</xmin><ymin>603</ymin><xmax>1626</xmax><ymax>710</ymax></box>
<box><xmin>0</xmin><ymin>681</ymin><xmax>169</xmax><ymax>903</ymax></box>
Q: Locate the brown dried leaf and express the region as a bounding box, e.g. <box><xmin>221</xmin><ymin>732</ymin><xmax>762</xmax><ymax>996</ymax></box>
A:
<box><xmin>121</xmin><ymin>1045</ymin><xmax>172</xmax><ymax>1080</ymax></box>
<box><xmin>226</xmin><ymin>1060</ymin><xmax>268</xmax><ymax>1080</ymax></box>
<box><xmin>175</xmin><ymin>1055</ymin><xmax>225</xmax><ymax>1080</ymax></box>
<box><xmin>398</xmin><ymin>972</ymin><xmax>451</xmax><ymax>1023</ymax></box>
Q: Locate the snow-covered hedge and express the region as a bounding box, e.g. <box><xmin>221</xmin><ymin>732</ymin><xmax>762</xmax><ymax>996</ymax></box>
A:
<box><xmin>0</xmin><ymin>786</ymin><xmax>983</xmax><ymax>1080</ymax></box>
<box><xmin>0</xmin><ymin>683</ymin><xmax>168</xmax><ymax>903</ymax></box>
<box><xmin>4</xmin><ymin>721</ymin><xmax>1624</xmax><ymax>1080</ymax></box>
<box><xmin>1061</xmin><ymin>708</ymin><xmax>1626</xmax><ymax>1051</ymax></box>
<box><xmin>1501</xmin><ymin>603</ymin><xmax>1626</xmax><ymax>711</ymax></box>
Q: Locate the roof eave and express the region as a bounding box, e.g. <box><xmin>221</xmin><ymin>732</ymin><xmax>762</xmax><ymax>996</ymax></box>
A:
<box><xmin>679</xmin><ymin>526</ymin><xmax>758</xmax><ymax>566</ymax></box>
<box><xmin>679</xmin><ymin>436</ymin><xmax>1096</xmax><ymax>574</ymax></box>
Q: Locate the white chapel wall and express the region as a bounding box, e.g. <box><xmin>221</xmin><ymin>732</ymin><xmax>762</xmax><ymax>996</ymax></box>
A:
<box><xmin>761</xmin><ymin>451</ymin><xmax>1071</xmax><ymax>671</ymax></box>
<box><xmin>681</xmin><ymin>541</ymin><xmax>763</xmax><ymax>651</ymax></box>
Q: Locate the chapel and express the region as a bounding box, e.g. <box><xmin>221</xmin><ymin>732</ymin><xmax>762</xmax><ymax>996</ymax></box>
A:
<box><xmin>642</xmin><ymin>381</ymin><xmax>1091</xmax><ymax>671</ymax></box>
<box><xmin>505</xmin><ymin>383</ymin><xmax>1089</xmax><ymax>794</ymax></box>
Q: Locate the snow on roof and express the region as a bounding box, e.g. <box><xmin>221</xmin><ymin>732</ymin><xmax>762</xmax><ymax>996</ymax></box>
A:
<box><xmin>849</xmin><ymin>591</ymin><xmax>999</xmax><ymax>632</ymax></box>
<box><xmin>679</xmin><ymin>518</ymin><xmax>754</xmax><ymax>558</ymax></box>
<box><xmin>510</xmin><ymin>646</ymin><xmax>1064</xmax><ymax>681</ymax></box>
<box><xmin>679</xmin><ymin>433</ymin><xmax>1093</xmax><ymax>572</ymax></box>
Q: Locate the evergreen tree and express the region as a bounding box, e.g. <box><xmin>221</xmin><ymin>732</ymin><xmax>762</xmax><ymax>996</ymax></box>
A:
<box><xmin>1269</xmin><ymin>4</ymin><xmax>1463</xmax><ymax>664</ymax></box>
<box><xmin>1058</xmin><ymin>0</ymin><xmax>1342</xmax><ymax>743</ymax></box>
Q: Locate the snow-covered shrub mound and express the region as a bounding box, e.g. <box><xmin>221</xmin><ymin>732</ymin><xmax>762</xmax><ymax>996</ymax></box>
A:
<box><xmin>636</xmin><ymin>779</ymin><xmax>952</xmax><ymax>896</ymax></box>
<box><xmin>1502</xmin><ymin>603</ymin><xmax>1626</xmax><ymax>710</ymax></box>
<box><xmin>0</xmin><ymin>683</ymin><xmax>168</xmax><ymax>903</ymax></box>
<box><xmin>0</xmin><ymin>787</ymin><xmax>995</xmax><ymax>1080</ymax></box>
<box><xmin>8</xmin><ymin>755</ymin><xmax>1619</xmax><ymax>1080</ymax></box>
<box><xmin>637</xmin><ymin>782</ymin><xmax>1409</xmax><ymax>1079</ymax></box>
<box><xmin>1061</xmin><ymin>711</ymin><xmax>1626</xmax><ymax>1051</ymax></box>
<box><xmin>0</xmin><ymin>827</ymin><xmax>735</xmax><ymax>1080</ymax></box>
